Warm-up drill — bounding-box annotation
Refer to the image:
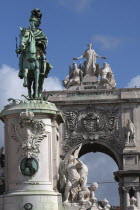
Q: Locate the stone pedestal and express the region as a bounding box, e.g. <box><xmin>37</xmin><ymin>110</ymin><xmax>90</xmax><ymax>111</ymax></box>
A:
<box><xmin>0</xmin><ymin>99</ymin><xmax>64</xmax><ymax>210</ymax></box>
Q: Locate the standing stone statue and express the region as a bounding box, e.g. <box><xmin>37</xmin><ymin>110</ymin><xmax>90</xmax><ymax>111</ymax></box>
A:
<box><xmin>73</xmin><ymin>44</ymin><xmax>106</xmax><ymax>77</ymax></box>
<box><xmin>126</xmin><ymin>120</ymin><xmax>136</xmax><ymax>145</ymax></box>
<box><xmin>16</xmin><ymin>8</ymin><xmax>52</xmax><ymax>99</ymax></box>
<box><xmin>62</xmin><ymin>144</ymin><xmax>89</xmax><ymax>204</ymax></box>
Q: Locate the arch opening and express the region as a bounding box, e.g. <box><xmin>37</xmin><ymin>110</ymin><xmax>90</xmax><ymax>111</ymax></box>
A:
<box><xmin>77</xmin><ymin>142</ymin><xmax>121</xmax><ymax>169</ymax></box>
<box><xmin>79</xmin><ymin>152</ymin><xmax>120</xmax><ymax>206</ymax></box>
<box><xmin>63</xmin><ymin>142</ymin><xmax>121</xmax><ymax>207</ymax></box>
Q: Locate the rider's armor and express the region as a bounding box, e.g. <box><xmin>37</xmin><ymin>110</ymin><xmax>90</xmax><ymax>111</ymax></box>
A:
<box><xmin>18</xmin><ymin>8</ymin><xmax>51</xmax><ymax>79</ymax></box>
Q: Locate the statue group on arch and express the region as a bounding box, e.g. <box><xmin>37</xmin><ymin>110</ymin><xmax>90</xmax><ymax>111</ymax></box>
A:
<box><xmin>63</xmin><ymin>44</ymin><xmax>116</xmax><ymax>90</ymax></box>
<box><xmin>59</xmin><ymin>144</ymin><xmax>111</xmax><ymax>209</ymax></box>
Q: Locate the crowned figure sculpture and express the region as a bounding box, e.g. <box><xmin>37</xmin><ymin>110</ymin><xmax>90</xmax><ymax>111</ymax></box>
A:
<box><xmin>16</xmin><ymin>8</ymin><xmax>52</xmax><ymax>99</ymax></box>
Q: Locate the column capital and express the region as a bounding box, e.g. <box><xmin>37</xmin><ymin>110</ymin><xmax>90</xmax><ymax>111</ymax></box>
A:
<box><xmin>122</xmin><ymin>186</ymin><xmax>131</xmax><ymax>192</ymax></box>
<box><xmin>133</xmin><ymin>186</ymin><xmax>140</xmax><ymax>192</ymax></box>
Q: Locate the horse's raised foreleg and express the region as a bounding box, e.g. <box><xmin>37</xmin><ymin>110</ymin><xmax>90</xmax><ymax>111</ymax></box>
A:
<box><xmin>34</xmin><ymin>65</ymin><xmax>39</xmax><ymax>98</ymax></box>
<box><xmin>23</xmin><ymin>68</ymin><xmax>28</xmax><ymax>87</ymax></box>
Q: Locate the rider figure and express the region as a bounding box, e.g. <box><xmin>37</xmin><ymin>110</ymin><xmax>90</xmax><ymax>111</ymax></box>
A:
<box><xmin>17</xmin><ymin>8</ymin><xmax>50</xmax><ymax>79</ymax></box>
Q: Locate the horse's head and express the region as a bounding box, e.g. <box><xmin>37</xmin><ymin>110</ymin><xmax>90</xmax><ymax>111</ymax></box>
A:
<box><xmin>19</xmin><ymin>28</ymin><xmax>34</xmax><ymax>51</ymax></box>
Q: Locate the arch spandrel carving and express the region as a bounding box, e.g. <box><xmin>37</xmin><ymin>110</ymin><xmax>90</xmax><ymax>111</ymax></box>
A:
<box><xmin>61</xmin><ymin>105</ymin><xmax>124</xmax><ymax>167</ymax></box>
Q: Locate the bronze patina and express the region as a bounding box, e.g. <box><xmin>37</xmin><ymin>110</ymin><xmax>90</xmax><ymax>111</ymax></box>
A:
<box><xmin>16</xmin><ymin>9</ymin><xmax>52</xmax><ymax>99</ymax></box>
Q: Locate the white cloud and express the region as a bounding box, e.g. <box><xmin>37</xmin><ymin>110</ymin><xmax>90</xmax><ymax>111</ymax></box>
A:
<box><xmin>58</xmin><ymin>0</ymin><xmax>92</xmax><ymax>12</ymax></box>
<box><xmin>0</xmin><ymin>65</ymin><xmax>26</xmax><ymax>109</ymax></box>
<box><xmin>0</xmin><ymin>64</ymin><xmax>63</xmax><ymax>146</ymax></box>
<box><xmin>127</xmin><ymin>75</ymin><xmax>140</xmax><ymax>88</ymax></box>
<box><xmin>44</xmin><ymin>77</ymin><xmax>63</xmax><ymax>91</ymax></box>
<box><xmin>92</xmin><ymin>35</ymin><xmax>123</xmax><ymax>50</ymax></box>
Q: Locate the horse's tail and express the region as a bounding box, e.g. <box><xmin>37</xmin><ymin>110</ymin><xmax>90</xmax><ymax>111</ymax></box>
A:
<box><xmin>45</xmin><ymin>62</ymin><xmax>53</xmax><ymax>78</ymax></box>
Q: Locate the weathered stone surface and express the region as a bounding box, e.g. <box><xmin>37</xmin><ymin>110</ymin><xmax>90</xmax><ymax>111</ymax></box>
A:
<box><xmin>62</xmin><ymin>44</ymin><xmax>116</xmax><ymax>90</ymax></box>
<box><xmin>0</xmin><ymin>99</ymin><xmax>64</xmax><ymax>210</ymax></box>
<box><xmin>62</xmin><ymin>105</ymin><xmax>121</xmax><ymax>158</ymax></box>
<box><xmin>43</xmin><ymin>87</ymin><xmax>140</xmax><ymax>210</ymax></box>
<box><xmin>73</xmin><ymin>44</ymin><xmax>106</xmax><ymax>77</ymax></box>
<box><xmin>63</xmin><ymin>62</ymin><xmax>83</xmax><ymax>89</ymax></box>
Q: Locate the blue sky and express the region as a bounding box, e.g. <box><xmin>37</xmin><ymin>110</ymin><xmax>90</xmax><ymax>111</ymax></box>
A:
<box><xmin>0</xmin><ymin>0</ymin><xmax>140</xmax><ymax>206</ymax></box>
<box><xmin>1</xmin><ymin>0</ymin><xmax>140</xmax><ymax>88</ymax></box>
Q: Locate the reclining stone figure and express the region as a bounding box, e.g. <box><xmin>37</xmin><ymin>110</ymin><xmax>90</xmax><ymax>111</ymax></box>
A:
<box><xmin>63</xmin><ymin>62</ymin><xmax>83</xmax><ymax>89</ymax></box>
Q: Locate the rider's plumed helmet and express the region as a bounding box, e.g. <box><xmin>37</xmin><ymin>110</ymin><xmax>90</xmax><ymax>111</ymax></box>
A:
<box><xmin>29</xmin><ymin>8</ymin><xmax>42</xmax><ymax>27</ymax></box>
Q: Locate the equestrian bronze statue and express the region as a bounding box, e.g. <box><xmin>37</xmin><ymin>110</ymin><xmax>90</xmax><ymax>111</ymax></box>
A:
<box><xmin>16</xmin><ymin>9</ymin><xmax>52</xmax><ymax>99</ymax></box>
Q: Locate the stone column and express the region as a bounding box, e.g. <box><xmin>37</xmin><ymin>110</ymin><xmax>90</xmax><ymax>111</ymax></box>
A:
<box><xmin>124</xmin><ymin>187</ymin><xmax>130</xmax><ymax>210</ymax></box>
<box><xmin>0</xmin><ymin>100</ymin><xmax>64</xmax><ymax>210</ymax></box>
<box><xmin>119</xmin><ymin>186</ymin><xmax>125</xmax><ymax>210</ymax></box>
<box><xmin>134</xmin><ymin>188</ymin><xmax>140</xmax><ymax>209</ymax></box>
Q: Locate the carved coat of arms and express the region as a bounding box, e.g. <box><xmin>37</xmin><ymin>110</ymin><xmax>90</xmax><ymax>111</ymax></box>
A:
<box><xmin>10</xmin><ymin>110</ymin><xmax>47</xmax><ymax>158</ymax></box>
<box><xmin>82</xmin><ymin>113</ymin><xmax>100</xmax><ymax>133</ymax></box>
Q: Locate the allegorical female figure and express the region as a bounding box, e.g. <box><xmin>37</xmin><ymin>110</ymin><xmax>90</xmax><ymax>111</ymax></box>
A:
<box><xmin>73</xmin><ymin>43</ymin><xmax>106</xmax><ymax>76</ymax></box>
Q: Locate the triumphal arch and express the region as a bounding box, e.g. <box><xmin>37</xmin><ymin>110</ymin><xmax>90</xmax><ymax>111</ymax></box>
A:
<box><xmin>0</xmin><ymin>9</ymin><xmax>140</xmax><ymax>210</ymax></box>
<box><xmin>43</xmin><ymin>44</ymin><xmax>140</xmax><ymax>210</ymax></box>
